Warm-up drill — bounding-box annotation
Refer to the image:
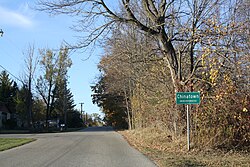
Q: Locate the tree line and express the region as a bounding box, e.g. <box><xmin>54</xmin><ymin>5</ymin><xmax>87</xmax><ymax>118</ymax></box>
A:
<box><xmin>0</xmin><ymin>46</ymin><xmax>83</xmax><ymax>130</ymax></box>
<box><xmin>38</xmin><ymin>0</ymin><xmax>249</xmax><ymax>150</ymax></box>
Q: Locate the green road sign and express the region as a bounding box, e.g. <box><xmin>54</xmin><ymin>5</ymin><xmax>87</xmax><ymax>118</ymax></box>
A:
<box><xmin>176</xmin><ymin>92</ymin><xmax>200</xmax><ymax>105</ymax></box>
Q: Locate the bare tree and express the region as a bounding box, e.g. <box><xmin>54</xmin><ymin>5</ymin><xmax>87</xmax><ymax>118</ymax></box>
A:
<box><xmin>37</xmin><ymin>0</ymin><xmax>229</xmax><ymax>92</ymax></box>
<box><xmin>23</xmin><ymin>44</ymin><xmax>39</xmax><ymax>128</ymax></box>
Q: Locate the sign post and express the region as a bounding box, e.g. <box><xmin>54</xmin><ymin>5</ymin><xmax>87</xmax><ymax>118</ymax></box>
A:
<box><xmin>186</xmin><ymin>105</ymin><xmax>190</xmax><ymax>151</ymax></box>
<box><xmin>176</xmin><ymin>92</ymin><xmax>200</xmax><ymax>151</ymax></box>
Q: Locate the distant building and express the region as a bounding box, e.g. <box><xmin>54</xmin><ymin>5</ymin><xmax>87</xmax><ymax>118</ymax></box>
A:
<box><xmin>0</xmin><ymin>105</ymin><xmax>11</xmax><ymax>128</ymax></box>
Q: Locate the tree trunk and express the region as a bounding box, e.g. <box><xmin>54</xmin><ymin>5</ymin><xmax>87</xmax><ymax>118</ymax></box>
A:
<box><xmin>27</xmin><ymin>77</ymin><xmax>33</xmax><ymax>128</ymax></box>
<box><xmin>46</xmin><ymin>80</ymin><xmax>53</xmax><ymax>128</ymax></box>
<box><xmin>124</xmin><ymin>87</ymin><xmax>131</xmax><ymax>130</ymax></box>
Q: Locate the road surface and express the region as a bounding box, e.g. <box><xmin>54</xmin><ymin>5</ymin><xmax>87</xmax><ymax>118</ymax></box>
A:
<box><xmin>0</xmin><ymin>127</ymin><xmax>156</xmax><ymax>167</ymax></box>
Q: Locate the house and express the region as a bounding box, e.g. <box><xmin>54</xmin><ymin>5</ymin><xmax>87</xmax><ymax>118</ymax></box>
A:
<box><xmin>0</xmin><ymin>104</ymin><xmax>11</xmax><ymax>128</ymax></box>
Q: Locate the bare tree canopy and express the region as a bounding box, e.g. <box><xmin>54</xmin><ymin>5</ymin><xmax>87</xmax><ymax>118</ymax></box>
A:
<box><xmin>37</xmin><ymin>0</ymin><xmax>249</xmax><ymax>91</ymax></box>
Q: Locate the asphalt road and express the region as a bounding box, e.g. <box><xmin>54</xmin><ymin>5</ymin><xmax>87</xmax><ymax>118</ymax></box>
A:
<box><xmin>0</xmin><ymin>127</ymin><xmax>156</xmax><ymax>167</ymax></box>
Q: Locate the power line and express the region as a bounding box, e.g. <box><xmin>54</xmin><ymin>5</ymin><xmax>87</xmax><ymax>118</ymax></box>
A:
<box><xmin>0</xmin><ymin>64</ymin><xmax>24</xmax><ymax>85</ymax></box>
<box><xmin>0</xmin><ymin>28</ymin><xmax>24</xmax><ymax>85</ymax></box>
<box><xmin>0</xmin><ymin>64</ymin><xmax>39</xmax><ymax>95</ymax></box>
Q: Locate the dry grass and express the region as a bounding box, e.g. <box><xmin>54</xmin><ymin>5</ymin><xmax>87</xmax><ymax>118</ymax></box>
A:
<box><xmin>119</xmin><ymin>127</ymin><xmax>250</xmax><ymax>167</ymax></box>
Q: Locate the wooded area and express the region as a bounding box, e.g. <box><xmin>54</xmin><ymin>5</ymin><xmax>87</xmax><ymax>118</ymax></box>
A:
<box><xmin>0</xmin><ymin>46</ymin><xmax>84</xmax><ymax>130</ymax></box>
<box><xmin>32</xmin><ymin>0</ymin><xmax>250</xmax><ymax>150</ymax></box>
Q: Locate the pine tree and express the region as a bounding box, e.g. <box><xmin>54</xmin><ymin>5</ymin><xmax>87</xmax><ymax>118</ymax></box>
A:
<box><xmin>0</xmin><ymin>71</ymin><xmax>18</xmax><ymax>113</ymax></box>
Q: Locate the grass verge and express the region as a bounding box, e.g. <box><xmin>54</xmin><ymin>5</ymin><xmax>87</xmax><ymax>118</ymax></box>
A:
<box><xmin>0</xmin><ymin>138</ymin><xmax>36</xmax><ymax>151</ymax></box>
<box><xmin>119</xmin><ymin>128</ymin><xmax>250</xmax><ymax>167</ymax></box>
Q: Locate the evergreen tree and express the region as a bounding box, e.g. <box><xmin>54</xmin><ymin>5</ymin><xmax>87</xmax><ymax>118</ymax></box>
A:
<box><xmin>15</xmin><ymin>86</ymin><xmax>29</xmax><ymax>126</ymax></box>
<box><xmin>0</xmin><ymin>71</ymin><xmax>18</xmax><ymax>113</ymax></box>
<box><xmin>53</xmin><ymin>80</ymin><xmax>76</xmax><ymax>121</ymax></box>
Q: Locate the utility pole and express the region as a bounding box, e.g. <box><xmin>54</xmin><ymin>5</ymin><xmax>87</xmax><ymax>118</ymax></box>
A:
<box><xmin>79</xmin><ymin>102</ymin><xmax>84</xmax><ymax>120</ymax></box>
<box><xmin>85</xmin><ymin>112</ymin><xmax>88</xmax><ymax>126</ymax></box>
<box><xmin>63</xmin><ymin>79</ymin><xmax>67</xmax><ymax>128</ymax></box>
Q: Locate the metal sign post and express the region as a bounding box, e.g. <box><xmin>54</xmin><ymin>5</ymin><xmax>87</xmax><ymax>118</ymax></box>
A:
<box><xmin>176</xmin><ymin>92</ymin><xmax>200</xmax><ymax>151</ymax></box>
<box><xmin>186</xmin><ymin>105</ymin><xmax>190</xmax><ymax>151</ymax></box>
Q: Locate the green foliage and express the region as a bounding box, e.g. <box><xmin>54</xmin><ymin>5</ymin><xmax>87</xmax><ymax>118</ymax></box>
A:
<box><xmin>0</xmin><ymin>71</ymin><xmax>18</xmax><ymax>113</ymax></box>
<box><xmin>0</xmin><ymin>138</ymin><xmax>35</xmax><ymax>151</ymax></box>
<box><xmin>0</xmin><ymin>46</ymin><xmax>76</xmax><ymax>130</ymax></box>
<box><xmin>91</xmin><ymin>76</ymin><xmax>128</xmax><ymax>129</ymax></box>
<box><xmin>53</xmin><ymin>84</ymin><xmax>76</xmax><ymax>119</ymax></box>
<box><xmin>32</xmin><ymin>98</ymin><xmax>46</xmax><ymax>122</ymax></box>
<box><xmin>66</xmin><ymin>110</ymin><xmax>83</xmax><ymax>128</ymax></box>
<box><xmin>89</xmin><ymin>113</ymin><xmax>103</xmax><ymax>126</ymax></box>
<box><xmin>15</xmin><ymin>86</ymin><xmax>29</xmax><ymax>125</ymax></box>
